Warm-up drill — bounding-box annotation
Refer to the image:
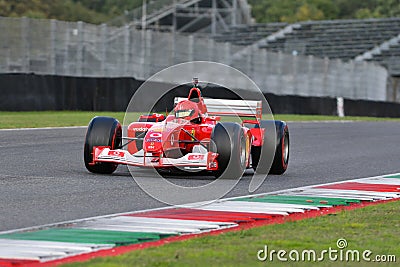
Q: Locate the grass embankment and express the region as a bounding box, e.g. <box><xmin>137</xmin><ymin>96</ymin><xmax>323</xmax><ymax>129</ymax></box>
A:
<box><xmin>0</xmin><ymin>111</ymin><xmax>399</xmax><ymax>129</ymax></box>
<box><xmin>0</xmin><ymin>111</ymin><xmax>125</xmax><ymax>129</ymax></box>
<box><xmin>275</xmin><ymin>114</ymin><xmax>400</xmax><ymax>122</ymax></box>
<box><xmin>65</xmin><ymin>201</ymin><xmax>400</xmax><ymax>267</ymax></box>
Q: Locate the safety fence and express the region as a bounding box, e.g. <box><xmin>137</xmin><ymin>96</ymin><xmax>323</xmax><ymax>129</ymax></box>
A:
<box><xmin>2</xmin><ymin>73</ymin><xmax>400</xmax><ymax>118</ymax></box>
<box><xmin>0</xmin><ymin>16</ymin><xmax>388</xmax><ymax>101</ymax></box>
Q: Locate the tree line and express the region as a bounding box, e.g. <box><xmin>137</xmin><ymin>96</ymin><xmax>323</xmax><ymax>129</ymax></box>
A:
<box><xmin>249</xmin><ymin>0</ymin><xmax>400</xmax><ymax>23</ymax></box>
<box><xmin>0</xmin><ymin>0</ymin><xmax>398</xmax><ymax>24</ymax></box>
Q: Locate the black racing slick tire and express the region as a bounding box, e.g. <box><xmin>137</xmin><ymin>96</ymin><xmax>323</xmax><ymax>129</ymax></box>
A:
<box><xmin>84</xmin><ymin>116</ymin><xmax>122</xmax><ymax>174</ymax></box>
<box><xmin>211</xmin><ymin>122</ymin><xmax>248</xmax><ymax>179</ymax></box>
<box><xmin>270</xmin><ymin>121</ymin><xmax>289</xmax><ymax>174</ymax></box>
<box><xmin>251</xmin><ymin>120</ymin><xmax>289</xmax><ymax>175</ymax></box>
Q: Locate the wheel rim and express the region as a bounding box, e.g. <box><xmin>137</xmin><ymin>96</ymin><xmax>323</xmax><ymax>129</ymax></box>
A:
<box><xmin>283</xmin><ymin>132</ymin><xmax>289</xmax><ymax>164</ymax></box>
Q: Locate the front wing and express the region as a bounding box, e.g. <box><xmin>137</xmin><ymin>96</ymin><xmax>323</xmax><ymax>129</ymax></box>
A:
<box><xmin>92</xmin><ymin>147</ymin><xmax>219</xmax><ymax>171</ymax></box>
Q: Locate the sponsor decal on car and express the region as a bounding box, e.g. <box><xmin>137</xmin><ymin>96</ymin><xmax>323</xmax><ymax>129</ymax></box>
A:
<box><xmin>149</xmin><ymin>132</ymin><xmax>162</xmax><ymax>138</ymax></box>
<box><xmin>191</xmin><ymin>128</ymin><xmax>196</xmax><ymax>141</ymax></box>
<box><xmin>151</xmin><ymin>127</ymin><xmax>171</xmax><ymax>132</ymax></box>
<box><xmin>151</xmin><ymin>128</ymin><xmax>163</xmax><ymax>132</ymax></box>
<box><xmin>108</xmin><ymin>151</ymin><xmax>125</xmax><ymax>157</ymax></box>
<box><xmin>132</xmin><ymin>127</ymin><xmax>148</xmax><ymax>132</ymax></box>
<box><xmin>208</xmin><ymin>161</ymin><xmax>217</xmax><ymax>169</ymax></box>
<box><xmin>146</xmin><ymin>138</ymin><xmax>161</xmax><ymax>142</ymax></box>
<box><xmin>188</xmin><ymin>154</ymin><xmax>205</xmax><ymax>161</ymax></box>
<box><xmin>202</xmin><ymin>126</ymin><xmax>213</xmax><ymax>133</ymax></box>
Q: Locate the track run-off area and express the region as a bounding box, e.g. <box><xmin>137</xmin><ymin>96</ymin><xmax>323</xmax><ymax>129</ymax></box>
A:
<box><xmin>0</xmin><ymin>121</ymin><xmax>400</xmax><ymax>232</ymax></box>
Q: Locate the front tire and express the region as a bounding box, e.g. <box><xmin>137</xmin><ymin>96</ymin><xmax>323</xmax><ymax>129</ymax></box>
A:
<box><xmin>211</xmin><ymin>123</ymin><xmax>248</xmax><ymax>179</ymax></box>
<box><xmin>84</xmin><ymin>116</ymin><xmax>122</xmax><ymax>174</ymax></box>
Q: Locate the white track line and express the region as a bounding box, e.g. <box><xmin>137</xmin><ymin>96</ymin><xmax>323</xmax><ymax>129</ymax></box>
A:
<box><xmin>286</xmin><ymin>120</ymin><xmax>356</xmax><ymax>123</ymax></box>
<box><xmin>1</xmin><ymin>172</ymin><xmax>400</xmax><ymax>235</ymax></box>
<box><xmin>0</xmin><ymin>120</ymin><xmax>374</xmax><ymax>132</ymax></box>
<box><xmin>0</xmin><ymin>126</ymin><xmax>87</xmax><ymax>131</ymax></box>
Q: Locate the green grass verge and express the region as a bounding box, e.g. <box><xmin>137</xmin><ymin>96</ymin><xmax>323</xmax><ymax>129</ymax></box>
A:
<box><xmin>0</xmin><ymin>112</ymin><xmax>399</xmax><ymax>129</ymax></box>
<box><xmin>0</xmin><ymin>111</ymin><xmax>126</xmax><ymax>129</ymax></box>
<box><xmin>65</xmin><ymin>201</ymin><xmax>400</xmax><ymax>267</ymax></box>
<box><xmin>275</xmin><ymin>114</ymin><xmax>400</xmax><ymax>122</ymax></box>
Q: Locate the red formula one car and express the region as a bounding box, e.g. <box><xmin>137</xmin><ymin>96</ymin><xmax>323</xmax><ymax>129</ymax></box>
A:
<box><xmin>84</xmin><ymin>84</ymin><xmax>289</xmax><ymax>178</ymax></box>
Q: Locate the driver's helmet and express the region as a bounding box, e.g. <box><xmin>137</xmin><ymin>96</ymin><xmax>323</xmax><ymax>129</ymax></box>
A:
<box><xmin>174</xmin><ymin>100</ymin><xmax>200</xmax><ymax>122</ymax></box>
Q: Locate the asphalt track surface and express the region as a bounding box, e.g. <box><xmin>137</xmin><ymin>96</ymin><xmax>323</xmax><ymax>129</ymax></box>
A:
<box><xmin>0</xmin><ymin>121</ymin><xmax>399</xmax><ymax>231</ymax></box>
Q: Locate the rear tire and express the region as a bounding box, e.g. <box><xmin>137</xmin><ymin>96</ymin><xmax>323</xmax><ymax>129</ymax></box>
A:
<box><xmin>211</xmin><ymin>123</ymin><xmax>247</xmax><ymax>179</ymax></box>
<box><xmin>270</xmin><ymin>122</ymin><xmax>289</xmax><ymax>174</ymax></box>
<box><xmin>84</xmin><ymin>116</ymin><xmax>122</xmax><ymax>174</ymax></box>
<box><xmin>251</xmin><ymin>120</ymin><xmax>289</xmax><ymax>175</ymax></box>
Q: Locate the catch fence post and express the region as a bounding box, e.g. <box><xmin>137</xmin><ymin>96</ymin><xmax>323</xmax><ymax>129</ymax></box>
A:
<box><xmin>63</xmin><ymin>23</ymin><xmax>69</xmax><ymax>75</ymax></box>
<box><xmin>322</xmin><ymin>57</ymin><xmax>329</xmax><ymax>97</ymax></box>
<box><xmin>124</xmin><ymin>25</ymin><xmax>130</xmax><ymax>76</ymax></box>
<box><xmin>208</xmin><ymin>38</ymin><xmax>214</xmax><ymax>61</ymax></box>
<box><xmin>100</xmin><ymin>23</ymin><xmax>107</xmax><ymax>76</ymax></box>
<box><xmin>21</xmin><ymin>17</ymin><xmax>30</xmax><ymax>73</ymax></box>
<box><xmin>307</xmin><ymin>55</ymin><xmax>314</xmax><ymax>96</ymax></box>
<box><xmin>188</xmin><ymin>35</ymin><xmax>194</xmax><ymax>62</ymax></box>
<box><xmin>335</xmin><ymin>59</ymin><xmax>342</xmax><ymax>98</ymax></box>
<box><xmin>261</xmin><ymin>49</ymin><xmax>267</xmax><ymax>91</ymax></box>
<box><xmin>76</xmin><ymin>21</ymin><xmax>83</xmax><ymax>76</ymax></box>
<box><xmin>171</xmin><ymin>31</ymin><xmax>176</xmax><ymax>65</ymax></box>
<box><xmin>292</xmin><ymin>53</ymin><xmax>298</xmax><ymax>95</ymax></box>
<box><xmin>224</xmin><ymin>42</ymin><xmax>231</xmax><ymax>65</ymax></box>
<box><xmin>277</xmin><ymin>51</ymin><xmax>283</xmax><ymax>94</ymax></box>
<box><xmin>50</xmin><ymin>19</ymin><xmax>57</xmax><ymax>75</ymax></box>
<box><xmin>145</xmin><ymin>29</ymin><xmax>152</xmax><ymax>77</ymax></box>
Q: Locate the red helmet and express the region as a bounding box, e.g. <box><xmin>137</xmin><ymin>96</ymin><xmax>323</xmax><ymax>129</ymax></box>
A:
<box><xmin>174</xmin><ymin>100</ymin><xmax>200</xmax><ymax>121</ymax></box>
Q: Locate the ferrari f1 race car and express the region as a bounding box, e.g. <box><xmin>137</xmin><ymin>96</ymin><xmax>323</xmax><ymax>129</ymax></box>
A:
<box><xmin>84</xmin><ymin>81</ymin><xmax>289</xmax><ymax>178</ymax></box>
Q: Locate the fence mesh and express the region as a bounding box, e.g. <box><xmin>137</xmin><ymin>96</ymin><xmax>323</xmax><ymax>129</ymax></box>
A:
<box><xmin>0</xmin><ymin>16</ymin><xmax>388</xmax><ymax>101</ymax></box>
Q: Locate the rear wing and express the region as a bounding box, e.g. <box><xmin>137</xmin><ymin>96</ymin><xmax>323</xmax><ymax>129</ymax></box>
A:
<box><xmin>174</xmin><ymin>97</ymin><xmax>262</xmax><ymax>119</ymax></box>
